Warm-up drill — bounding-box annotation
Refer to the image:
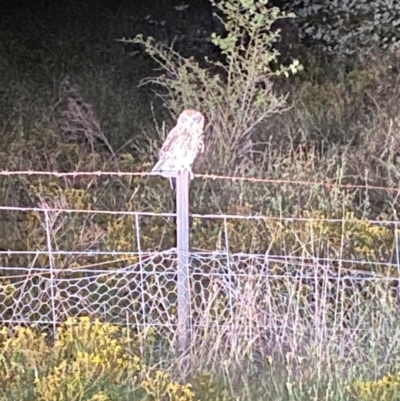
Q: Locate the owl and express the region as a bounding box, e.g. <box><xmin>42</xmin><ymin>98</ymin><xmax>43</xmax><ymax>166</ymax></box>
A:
<box><xmin>152</xmin><ymin>109</ymin><xmax>205</xmax><ymax>189</ymax></box>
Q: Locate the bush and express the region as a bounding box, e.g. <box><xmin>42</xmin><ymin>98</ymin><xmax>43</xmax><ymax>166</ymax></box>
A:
<box><xmin>126</xmin><ymin>0</ymin><xmax>302</xmax><ymax>174</ymax></box>
<box><xmin>285</xmin><ymin>0</ymin><xmax>400</xmax><ymax>56</ymax></box>
<box><xmin>0</xmin><ymin>317</ymin><xmax>233</xmax><ymax>401</ymax></box>
<box><xmin>350</xmin><ymin>372</ymin><xmax>400</xmax><ymax>401</ymax></box>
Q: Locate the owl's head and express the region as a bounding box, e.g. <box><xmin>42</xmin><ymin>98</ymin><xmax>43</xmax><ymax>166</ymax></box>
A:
<box><xmin>177</xmin><ymin>109</ymin><xmax>205</xmax><ymax>130</ymax></box>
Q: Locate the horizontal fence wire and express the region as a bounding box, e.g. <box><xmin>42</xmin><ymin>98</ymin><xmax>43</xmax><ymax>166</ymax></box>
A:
<box><xmin>0</xmin><ymin>169</ymin><xmax>400</xmax><ymax>192</ymax></box>
<box><xmin>0</xmin><ymin>170</ymin><xmax>400</xmax><ymax>356</ymax></box>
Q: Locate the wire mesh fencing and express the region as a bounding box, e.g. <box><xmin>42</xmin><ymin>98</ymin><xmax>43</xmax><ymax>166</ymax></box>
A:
<box><xmin>0</xmin><ymin>170</ymin><xmax>400</xmax><ymax>361</ymax></box>
<box><xmin>1</xmin><ymin>249</ymin><xmax>400</xmax><ymax>358</ymax></box>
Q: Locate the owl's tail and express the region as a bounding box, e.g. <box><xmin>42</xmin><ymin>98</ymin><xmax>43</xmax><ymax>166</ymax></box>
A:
<box><xmin>152</xmin><ymin>158</ymin><xmax>176</xmax><ymax>190</ymax></box>
<box><xmin>152</xmin><ymin>158</ymin><xmax>174</xmax><ymax>174</ymax></box>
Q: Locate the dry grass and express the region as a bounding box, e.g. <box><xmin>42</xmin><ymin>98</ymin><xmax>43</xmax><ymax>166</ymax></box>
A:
<box><xmin>2</xmin><ymin>1</ymin><xmax>400</xmax><ymax>400</ymax></box>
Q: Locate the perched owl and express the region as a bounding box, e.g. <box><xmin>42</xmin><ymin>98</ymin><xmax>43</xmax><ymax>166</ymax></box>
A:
<box><xmin>152</xmin><ymin>109</ymin><xmax>205</xmax><ymax>189</ymax></box>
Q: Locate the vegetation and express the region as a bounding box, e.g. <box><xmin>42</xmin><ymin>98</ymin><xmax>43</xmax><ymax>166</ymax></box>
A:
<box><xmin>0</xmin><ymin>317</ymin><xmax>228</xmax><ymax>401</ymax></box>
<box><xmin>284</xmin><ymin>0</ymin><xmax>400</xmax><ymax>56</ymax></box>
<box><xmin>2</xmin><ymin>0</ymin><xmax>400</xmax><ymax>399</ymax></box>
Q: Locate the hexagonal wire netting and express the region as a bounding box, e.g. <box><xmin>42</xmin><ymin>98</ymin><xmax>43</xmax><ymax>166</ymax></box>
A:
<box><xmin>1</xmin><ymin>249</ymin><xmax>399</xmax><ymax>354</ymax></box>
<box><xmin>0</xmin><ymin>171</ymin><xmax>400</xmax><ymax>360</ymax></box>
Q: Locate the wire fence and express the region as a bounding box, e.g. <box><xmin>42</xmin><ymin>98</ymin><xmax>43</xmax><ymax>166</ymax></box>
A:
<box><xmin>1</xmin><ymin>170</ymin><xmax>400</xmax><ymax>359</ymax></box>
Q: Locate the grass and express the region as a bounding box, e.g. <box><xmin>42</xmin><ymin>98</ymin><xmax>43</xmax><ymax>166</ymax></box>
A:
<box><xmin>2</xmin><ymin>0</ymin><xmax>400</xmax><ymax>400</ymax></box>
<box><xmin>1</xmin><ymin>313</ymin><xmax>400</xmax><ymax>400</ymax></box>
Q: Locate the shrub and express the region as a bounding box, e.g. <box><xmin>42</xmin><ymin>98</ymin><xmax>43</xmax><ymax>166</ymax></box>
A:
<box><xmin>125</xmin><ymin>0</ymin><xmax>302</xmax><ymax>174</ymax></box>
<box><xmin>0</xmin><ymin>317</ymin><xmax>233</xmax><ymax>401</ymax></box>
<box><xmin>350</xmin><ymin>372</ymin><xmax>400</xmax><ymax>401</ymax></box>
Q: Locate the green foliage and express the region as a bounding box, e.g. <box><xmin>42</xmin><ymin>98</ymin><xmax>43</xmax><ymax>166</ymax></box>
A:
<box><xmin>0</xmin><ymin>317</ymin><xmax>234</xmax><ymax>401</ymax></box>
<box><xmin>4</xmin><ymin>3</ymin><xmax>400</xmax><ymax>400</ymax></box>
<box><xmin>126</xmin><ymin>0</ymin><xmax>301</xmax><ymax>173</ymax></box>
<box><xmin>2</xmin><ymin>0</ymin><xmax>400</xmax><ymax>263</ymax></box>
<box><xmin>209</xmin><ymin>0</ymin><xmax>297</xmax><ymax>77</ymax></box>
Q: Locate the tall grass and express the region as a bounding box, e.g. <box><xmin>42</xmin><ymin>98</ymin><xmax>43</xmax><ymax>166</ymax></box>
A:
<box><xmin>1</xmin><ymin>0</ymin><xmax>400</xmax><ymax>399</ymax></box>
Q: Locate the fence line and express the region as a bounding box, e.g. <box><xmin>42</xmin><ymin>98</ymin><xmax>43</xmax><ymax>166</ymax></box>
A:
<box><xmin>1</xmin><ymin>204</ymin><xmax>400</xmax><ymax>225</ymax></box>
<box><xmin>0</xmin><ymin>170</ymin><xmax>400</xmax><ymax>360</ymax></box>
<box><xmin>0</xmin><ymin>254</ymin><xmax>399</xmax><ymax>276</ymax></box>
<box><xmin>0</xmin><ymin>169</ymin><xmax>400</xmax><ymax>192</ymax></box>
